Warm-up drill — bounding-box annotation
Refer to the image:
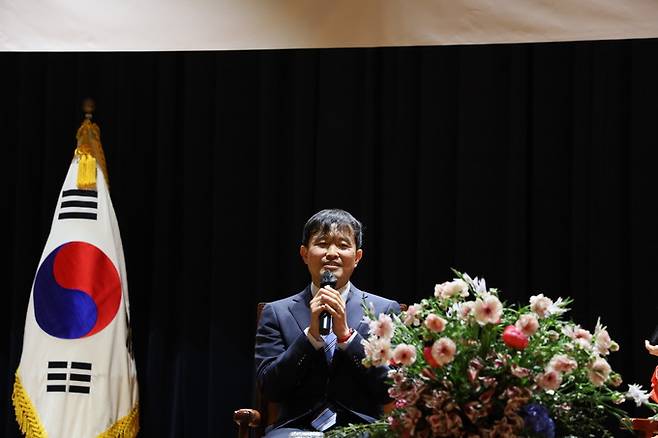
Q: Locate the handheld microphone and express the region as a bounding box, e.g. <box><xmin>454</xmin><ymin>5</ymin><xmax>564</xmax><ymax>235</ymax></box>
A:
<box><xmin>319</xmin><ymin>271</ymin><xmax>337</xmax><ymax>336</ymax></box>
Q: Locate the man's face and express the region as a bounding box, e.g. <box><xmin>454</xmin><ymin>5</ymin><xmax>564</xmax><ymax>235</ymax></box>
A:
<box><xmin>300</xmin><ymin>224</ymin><xmax>363</xmax><ymax>289</ymax></box>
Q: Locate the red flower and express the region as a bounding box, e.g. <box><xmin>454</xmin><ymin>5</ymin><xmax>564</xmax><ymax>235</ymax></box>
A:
<box><xmin>502</xmin><ymin>325</ymin><xmax>529</xmax><ymax>350</ymax></box>
<box><xmin>652</xmin><ymin>366</ymin><xmax>658</xmax><ymax>403</ymax></box>
<box><xmin>424</xmin><ymin>346</ymin><xmax>439</xmax><ymax>367</ymax></box>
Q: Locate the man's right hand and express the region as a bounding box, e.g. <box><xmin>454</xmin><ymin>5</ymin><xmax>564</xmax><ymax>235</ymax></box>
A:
<box><xmin>308</xmin><ymin>291</ymin><xmax>326</xmax><ymax>341</ymax></box>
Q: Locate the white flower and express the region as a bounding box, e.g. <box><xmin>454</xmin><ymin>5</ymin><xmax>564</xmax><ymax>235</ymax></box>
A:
<box><xmin>626</xmin><ymin>383</ymin><xmax>651</xmax><ymax>407</ymax></box>
<box><xmin>547</xmin><ymin>297</ymin><xmax>568</xmax><ymax>316</ymax></box>
<box><xmin>593</xmin><ymin>319</ymin><xmax>616</xmax><ymax>356</ymax></box>
<box><xmin>463</xmin><ymin>273</ymin><xmax>487</xmax><ymax>295</ymax></box>
<box><xmin>472</xmin><ymin>277</ymin><xmax>487</xmax><ymax>295</ymax></box>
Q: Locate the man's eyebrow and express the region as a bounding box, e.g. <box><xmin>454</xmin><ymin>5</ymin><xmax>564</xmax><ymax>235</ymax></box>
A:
<box><xmin>312</xmin><ymin>232</ymin><xmax>352</xmax><ymax>242</ymax></box>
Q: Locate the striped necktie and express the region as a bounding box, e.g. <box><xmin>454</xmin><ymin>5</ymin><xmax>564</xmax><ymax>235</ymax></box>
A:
<box><xmin>322</xmin><ymin>332</ymin><xmax>337</xmax><ymax>363</ymax></box>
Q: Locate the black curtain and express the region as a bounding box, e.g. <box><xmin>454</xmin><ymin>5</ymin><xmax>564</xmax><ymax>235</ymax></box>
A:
<box><xmin>2</xmin><ymin>39</ymin><xmax>658</xmax><ymax>436</ymax></box>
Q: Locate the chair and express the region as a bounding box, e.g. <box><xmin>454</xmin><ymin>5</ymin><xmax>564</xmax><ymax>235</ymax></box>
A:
<box><xmin>631</xmin><ymin>418</ymin><xmax>658</xmax><ymax>437</ymax></box>
<box><xmin>234</xmin><ymin>302</ymin><xmax>407</xmax><ymax>438</ymax></box>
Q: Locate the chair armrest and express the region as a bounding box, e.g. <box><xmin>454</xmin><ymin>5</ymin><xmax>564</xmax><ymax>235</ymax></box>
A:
<box><xmin>630</xmin><ymin>418</ymin><xmax>658</xmax><ymax>438</ymax></box>
<box><xmin>234</xmin><ymin>409</ymin><xmax>261</xmax><ymax>438</ymax></box>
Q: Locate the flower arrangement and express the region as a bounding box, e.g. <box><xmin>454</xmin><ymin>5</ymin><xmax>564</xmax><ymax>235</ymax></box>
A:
<box><xmin>327</xmin><ymin>270</ymin><xmax>657</xmax><ymax>438</ymax></box>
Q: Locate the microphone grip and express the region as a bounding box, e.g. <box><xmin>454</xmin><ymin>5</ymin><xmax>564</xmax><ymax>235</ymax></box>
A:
<box><xmin>319</xmin><ymin>311</ymin><xmax>331</xmax><ymax>335</ymax></box>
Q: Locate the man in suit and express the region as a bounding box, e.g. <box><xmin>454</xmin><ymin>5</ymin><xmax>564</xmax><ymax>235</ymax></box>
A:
<box><xmin>255</xmin><ymin>209</ymin><xmax>400</xmax><ymax>437</ymax></box>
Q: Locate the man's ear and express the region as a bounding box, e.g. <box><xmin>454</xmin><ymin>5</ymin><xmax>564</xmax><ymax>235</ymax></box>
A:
<box><xmin>300</xmin><ymin>245</ymin><xmax>309</xmax><ymax>265</ymax></box>
<box><xmin>354</xmin><ymin>248</ymin><xmax>363</xmax><ymax>266</ymax></box>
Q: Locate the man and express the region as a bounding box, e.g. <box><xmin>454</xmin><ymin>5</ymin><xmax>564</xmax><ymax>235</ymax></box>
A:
<box><xmin>255</xmin><ymin>209</ymin><xmax>400</xmax><ymax>437</ymax></box>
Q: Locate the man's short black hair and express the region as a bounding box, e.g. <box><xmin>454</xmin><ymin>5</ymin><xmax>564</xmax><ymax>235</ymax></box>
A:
<box><xmin>301</xmin><ymin>209</ymin><xmax>363</xmax><ymax>249</ymax></box>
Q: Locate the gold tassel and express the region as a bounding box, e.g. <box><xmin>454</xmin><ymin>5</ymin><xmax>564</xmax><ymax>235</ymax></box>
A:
<box><xmin>76</xmin><ymin>151</ymin><xmax>97</xmax><ymax>189</ymax></box>
<box><xmin>74</xmin><ymin>117</ymin><xmax>109</xmax><ymax>191</ymax></box>
<box><xmin>12</xmin><ymin>371</ymin><xmax>48</xmax><ymax>438</ymax></box>
<box><xmin>96</xmin><ymin>404</ymin><xmax>140</xmax><ymax>438</ymax></box>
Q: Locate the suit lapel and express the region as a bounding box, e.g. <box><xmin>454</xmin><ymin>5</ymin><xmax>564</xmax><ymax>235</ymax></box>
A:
<box><xmin>346</xmin><ymin>284</ymin><xmax>368</xmax><ymax>332</ymax></box>
<box><xmin>289</xmin><ymin>285</ymin><xmax>312</xmax><ymax>333</ymax></box>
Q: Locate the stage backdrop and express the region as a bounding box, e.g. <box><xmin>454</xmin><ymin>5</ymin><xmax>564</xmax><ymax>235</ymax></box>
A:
<box><xmin>2</xmin><ymin>0</ymin><xmax>658</xmax><ymax>51</ymax></box>
<box><xmin>2</xmin><ymin>39</ymin><xmax>658</xmax><ymax>436</ymax></box>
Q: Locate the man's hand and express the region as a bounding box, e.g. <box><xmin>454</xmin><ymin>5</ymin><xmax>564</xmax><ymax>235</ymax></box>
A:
<box><xmin>645</xmin><ymin>340</ymin><xmax>658</xmax><ymax>356</ymax></box>
<box><xmin>309</xmin><ymin>286</ymin><xmax>350</xmax><ymax>341</ymax></box>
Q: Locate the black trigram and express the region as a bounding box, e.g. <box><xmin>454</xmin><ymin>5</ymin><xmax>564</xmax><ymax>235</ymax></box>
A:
<box><xmin>47</xmin><ymin>361</ymin><xmax>92</xmax><ymax>394</ymax></box>
<box><xmin>58</xmin><ymin>189</ymin><xmax>98</xmax><ymax>220</ymax></box>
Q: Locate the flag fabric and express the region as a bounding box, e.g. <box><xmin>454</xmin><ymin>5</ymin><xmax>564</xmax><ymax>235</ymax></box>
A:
<box><xmin>13</xmin><ymin>117</ymin><xmax>139</xmax><ymax>438</ymax></box>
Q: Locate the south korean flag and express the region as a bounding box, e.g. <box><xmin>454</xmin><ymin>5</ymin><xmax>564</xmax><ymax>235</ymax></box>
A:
<box><xmin>13</xmin><ymin>133</ymin><xmax>139</xmax><ymax>438</ymax></box>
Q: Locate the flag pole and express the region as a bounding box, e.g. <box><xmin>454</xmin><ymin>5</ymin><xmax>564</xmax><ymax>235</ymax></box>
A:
<box><xmin>14</xmin><ymin>99</ymin><xmax>139</xmax><ymax>438</ymax></box>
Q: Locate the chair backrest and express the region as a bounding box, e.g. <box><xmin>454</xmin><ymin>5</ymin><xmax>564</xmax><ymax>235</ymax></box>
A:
<box><xmin>254</xmin><ymin>303</ymin><xmax>278</xmax><ymax>437</ymax></box>
<box><xmin>253</xmin><ymin>301</ymin><xmax>408</xmax><ymax>436</ymax></box>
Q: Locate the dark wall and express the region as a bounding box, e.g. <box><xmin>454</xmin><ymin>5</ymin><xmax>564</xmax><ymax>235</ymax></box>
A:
<box><xmin>2</xmin><ymin>39</ymin><xmax>658</xmax><ymax>436</ymax></box>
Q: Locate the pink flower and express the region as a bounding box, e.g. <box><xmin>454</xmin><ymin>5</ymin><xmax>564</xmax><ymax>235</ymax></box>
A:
<box><xmin>530</xmin><ymin>293</ymin><xmax>553</xmax><ymax>318</ymax></box>
<box><xmin>427</xmin><ymin>412</ymin><xmax>463</xmax><ymax>436</ymax></box>
<box><xmin>393</xmin><ymin>344</ymin><xmax>417</xmax><ymax>366</ymax></box>
<box><xmin>588</xmin><ymin>357</ymin><xmax>612</xmax><ymax>386</ymax></box>
<box><xmin>370</xmin><ymin>313</ymin><xmax>394</xmax><ymax>339</ymax></box>
<box><xmin>595</xmin><ymin>329</ymin><xmax>613</xmax><ymax>355</ymax></box>
<box><xmin>362</xmin><ymin>337</ymin><xmax>392</xmax><ymax>366</ymax></box>
<box><xmin>454</xmin><ymin>301</ymin><xmax>475</xmax><ymax>320</ymax></box>
<box><xmin>536</xmin><ymin>369</ymin><xmax>563</xmax><ymax>390</ymax></box>
<box><xmin>388</xmin><ymin>369</ymin><xmax>406</xmax><ymax>384</ymax></box>
<box><xmin>548</xmin><ymin>354</ymin><xmax>578</xmax><ymax>374</ymax></box>
<box><xmin>434</xmin><ymin>279</ymin><xmax>469</xmax><ymax>299</ymax></box>
<box><xmin>427</xmin><ymin>414</ymin><xmax>445</xmax><ymax>434</ymax></box>
<box><xmin>473</xmin><ymin>294</ymin><xmax>503</xmax><ymax>325</ymax></box>
<box><xmin>425</xmin><ymin>313</ymin><xmax>447</xmax><ymax>332</ymax></box>
<box><xmin>400</xmin><ymin>406</ymin><xmax>422</xmax><ymax>431</ymax></box>
<box><xmin>573</xmin><ymin>328</ymin><xmax>593</xmax><ymax>350</ymax></box>
<box><xmin>431</xmin><ymin>337</ymin><xmax>457</xmax><ymax>366</ymax></box>
<box><xmin>463</xmin><ymin>401</ymin><xmax>488</xmax><ymax>423</ymax></box>
<box><xmin>563</xmin><ymin>324</ymin><xmax>593</xmax><ymax>350</ymax></box>
<box><xmin>403</xmin><ymin>304</ymin><xmax>422</xmax><ymax>326</ymax></box>
<box><xmin>511</xmin><ymin>364</ymin><xmax>530</xmax><ymax>378</ymax></box>
<box><xmin>515</xmin><ymin>313</ymin><xmax>539</xmax><ymax>336</ymax></box>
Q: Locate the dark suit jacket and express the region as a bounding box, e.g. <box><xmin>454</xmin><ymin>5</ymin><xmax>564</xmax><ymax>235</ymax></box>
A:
<box><xmin>255</xmin><ymin>284</ymin><xmax>400</xmax><ymax>431</ymax></box>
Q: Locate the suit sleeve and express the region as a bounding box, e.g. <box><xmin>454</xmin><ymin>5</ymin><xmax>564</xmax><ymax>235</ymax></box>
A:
<box><xmin>334</xmin><ymin>300</ymin><xmax>401</xmax><ymax>404</ymax></box>
<box><xmin>254</xmin><ymin>303</ymin><xmax>326</xmax><ymax>401</ymax></box>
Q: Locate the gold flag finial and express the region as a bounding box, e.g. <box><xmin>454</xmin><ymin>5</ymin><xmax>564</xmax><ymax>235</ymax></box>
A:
<box><xmin>74</xmin><ymin>98</ymin><xmax>109</xmax><ymax>190</ymax></box>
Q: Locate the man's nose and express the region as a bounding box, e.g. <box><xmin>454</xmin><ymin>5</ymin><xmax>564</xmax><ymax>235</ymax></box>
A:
<box><xmin>326</xmin><ymin>245</ymin><xmax>339</xmax><ymax>258</ymax></box>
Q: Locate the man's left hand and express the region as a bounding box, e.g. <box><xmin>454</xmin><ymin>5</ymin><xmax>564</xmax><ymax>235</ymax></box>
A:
<box><xmin>317</xmin><ymin>286</ymin><xmax>350</xmax><ymax>339</ymax></box>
